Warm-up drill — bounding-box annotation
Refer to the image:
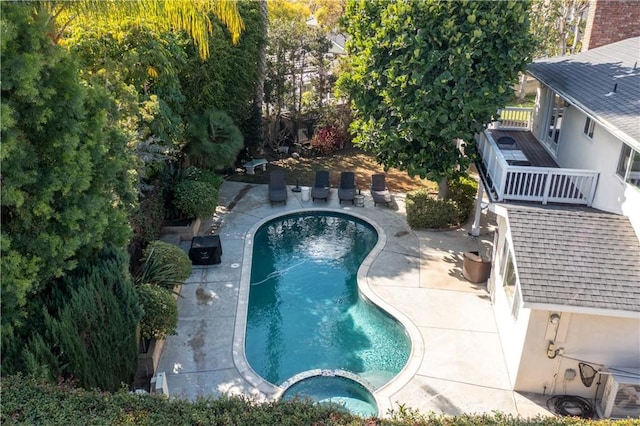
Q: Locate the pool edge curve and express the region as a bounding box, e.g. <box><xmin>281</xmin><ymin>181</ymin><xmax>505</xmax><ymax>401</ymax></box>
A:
<box><xmin>231</xmin><ymin>207</ymin><xmax>424</xmax><ymax>415</ymax></box>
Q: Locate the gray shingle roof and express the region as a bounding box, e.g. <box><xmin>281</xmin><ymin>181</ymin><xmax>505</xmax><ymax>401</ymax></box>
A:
<box><xmin>505</xmin><ymin>204</ymin><xmax>640</xmax><ymax>313</ymax></box>
<box><xmin>527</xmin><ymin>37</ymin><xmax>640</xmax><ymax>150</ymax></box>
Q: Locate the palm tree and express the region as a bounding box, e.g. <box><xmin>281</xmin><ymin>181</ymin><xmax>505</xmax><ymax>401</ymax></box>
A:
<box><xmin>255</xmin><ymin>0</ymin><xmax>268</xmax><ymax>148</ymax></box>
<box><xmin>43</xmin><ymin>0</ymin><xmax>244</xmax><ymax>59</ymax></box>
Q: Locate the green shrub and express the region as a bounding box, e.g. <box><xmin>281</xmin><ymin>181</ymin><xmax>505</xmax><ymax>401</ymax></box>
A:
<box><xmin>406</xmin><ymin>190</ymin><xmax>463</xmax><ymax>229</ymax></box>
<box><xmin>140</xmin><ymin>241</ymin><xmax>192</xmax><ymax>290</ymax></box>
<box><xmin>406</xmin><ymin>176</ymin><xmax>479</xmax><ymax>230</ymax></box>
<box><xmin>21</xmin><ymin>246</ymin><xmax>141</xmax><ymax>392</ymax></box>
<box><xmin>181</xmin><ymin>166</ymin><xmax>225</xmax><ymax>187</ymax></box>
<box><xmin>130</xmin><ymin>184</ymin><xmax>165</xmax><ymax>243</ymax></box>
<box><xmin>137</xmin><ymin>283</ymin><xmax>178</xmax><ymax>340</ymax></box>
<box><xmin>184</xmin><ymin>109</ymin><xmax>244</xmax><ymax>171</ymax></box>
<box><xmin>172</xmin><ymin>179</ymin><xmax>218</xmax><ymax>219</ymax></box>
<box><xmin>448</xmin><ymin>175</ymin><xmax>478</xmax><ymax>221</ymax></box>
<box><xmin>1</xmin><ymin>374</ymin><xmax>606</xmax><ymax>425</ymax></box>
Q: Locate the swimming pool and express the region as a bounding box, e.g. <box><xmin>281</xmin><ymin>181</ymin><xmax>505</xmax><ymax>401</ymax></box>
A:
<box><xmin>244</xmin><ymin>212</ymin><xmax>411</xmax><ymax>394</ymax></box>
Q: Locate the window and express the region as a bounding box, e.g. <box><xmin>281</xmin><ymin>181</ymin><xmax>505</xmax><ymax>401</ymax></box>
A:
<box><xmin>583</xmin><ymin>117</ymin><xmax>595</xmax><ymax>138</ymax></box>
<box><xmin>499</xmin><ymin>240</ymin><xmax>519</xmax><ymax>312</ymax></box>
<box><xmin>617</xmin><ymin>144</ymin><xmax>640</xmax><ymax>189</ymax></box>
<box><xmin>503</xmin><ymin>250</ymin><xmax>517</xmax><ymax>307</ymax></box>
<box><xmin>543</xmin><ymin>90</ymin><xmax>566</xmax><ymax>153</ymax></box>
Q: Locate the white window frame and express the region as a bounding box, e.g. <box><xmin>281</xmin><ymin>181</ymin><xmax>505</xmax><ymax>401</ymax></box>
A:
<box><xmin>617</xmin><ymin>144</ymin><xmax>640</xmax><ymax>189</ymax></box>
<box><xmin>583</xmin><ymin>117</ymin><xmax>595</xmax><ymax>139</ymax></box>
<box><xmin>543</xmin><ymin>90</ymin><xmax>566</xmax><ymax>154</ymax></box>
<box><xmin>500</xmin><ymin>240</ymin><xmax>520</xmax><ymax>318</ymax></box>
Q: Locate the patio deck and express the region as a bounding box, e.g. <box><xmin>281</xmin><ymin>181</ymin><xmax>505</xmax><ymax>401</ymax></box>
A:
<box><xmin>155</xmin><ymin>180</ymin><xmax>553</xmax><ymax>418</ymax></box>
<box><xmin>487</xmin><ymin>129</ymin><xmax>559</xmax><ymax>168</ymax></box>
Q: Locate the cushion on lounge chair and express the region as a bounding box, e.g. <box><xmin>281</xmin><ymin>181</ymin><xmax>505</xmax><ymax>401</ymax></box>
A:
<box><xmin>338</xmin><ymin>171</ymin><xmax>356</xmax><ymax>204</ymax></box>
<box><xmin>268</xmin><ymin>169</ymin><xmax>288</xmax><ymax>205</ymax></box>
<box><xmin>370</xmin><ymin>174</ymin><xmax>392</xmax><ymax>207</ymax></box>
<box><xmin>311</xmin><ymin>170</ymin><xmax>330</xmax><ymax>201</ymax></box>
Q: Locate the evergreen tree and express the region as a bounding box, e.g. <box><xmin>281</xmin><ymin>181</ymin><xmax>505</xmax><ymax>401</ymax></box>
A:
<box><xmin>1</xmin><ymin>3</ymin><xmax>136</xmax><ymax>371</ymax></box>
<box><xmin>22</xmin><ymin>246</ymin><xmax>142</xmax><ymax>392</ymax></box>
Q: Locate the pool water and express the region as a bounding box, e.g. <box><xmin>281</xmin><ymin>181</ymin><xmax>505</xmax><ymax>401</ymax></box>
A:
<box><xmin>245</xmin><ymin>212</ymin><xmax>411</xmax><ymax>390</ymax></box>
<box><xmin>282</xmin><ymin>374</ymin><xmax>378</xmax><ymax>418</ymax></box>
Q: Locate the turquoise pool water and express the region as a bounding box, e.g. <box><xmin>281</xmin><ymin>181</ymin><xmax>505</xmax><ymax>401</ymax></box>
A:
<box><xmin>245</xmin><ymin>212</ymin><xmax>411</xmax><ymax>390</ymax></box>
<box><xmin>281</xmin><ymin>374</ymin><xmax>378</xmax><ymax>418</ymax></box>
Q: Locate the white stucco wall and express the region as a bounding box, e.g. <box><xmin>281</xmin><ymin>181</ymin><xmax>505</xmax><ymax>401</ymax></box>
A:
<box><xmin>531</xmin><ymin>84</ymin><xmax>640</xmax><ymax>236</ymax></box>
<box><xmin>514</xmin><ymin>310</ymin><xmax>640</xmax><ymax>398</ymax></box>
<box><xmin>553</xmin><ymin>106</ymin><xmax>633</xmax><ymax>216</ymax></box>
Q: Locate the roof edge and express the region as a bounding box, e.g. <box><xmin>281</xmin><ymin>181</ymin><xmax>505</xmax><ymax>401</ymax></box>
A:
<box><xmin>527</xmin><ymin>69</ymin><xmax>640</xmax><ymax>151</ymax></box>
<box><xmin>523</xmin><ymin>301</ymin><xmax>640</xmax><ymax>319</ymax></box>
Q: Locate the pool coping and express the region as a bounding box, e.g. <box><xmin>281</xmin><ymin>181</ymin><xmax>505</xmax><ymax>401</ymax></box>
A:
<box><xmin>231</xmin><ymin>207</ymin><xmax>425</xmax><ymax>414</ymax></box>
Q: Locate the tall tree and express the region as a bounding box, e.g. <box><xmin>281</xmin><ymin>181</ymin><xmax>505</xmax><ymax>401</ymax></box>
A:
<box><xmin>180</xmin><ymin>1</ymin><xmax>265</xmax><ymax>131</ymax></box>
<box><xmin>529</xmin><ymin>0</ymin><xmax>589</xmax><ymax>57</ymax></box>
<box><xmin>254</xmin><ymin>0</ymin><xmax>268</xmax><ymax>148</ymax></box>
<box><xmin>1</xmin><ymin>3</ymin><xmax>135</xmax><ymax>369</ymax></box>
<box><xmin>338</xmin><ymin>0</ymin><xmax>534</xmax><ymax>192</ymax></box>
<box><xmin>67</xmin><ymin>23</ymin><xmax>188</xmax><ymax>147</ymax></box>
<box><xmin>48</xmin><ymin>0</ymin><xmax>244</xmax><ymax>60</ymax></box>
<box><xmin>264</xmin><ymin>0</ymin><xmax>333</xmax><ymax>149</ymax></box>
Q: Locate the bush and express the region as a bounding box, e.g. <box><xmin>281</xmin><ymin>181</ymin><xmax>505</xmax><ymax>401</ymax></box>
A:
<box><xmin>172</xmin><ymin>179</ymin><xmax>218</xmax><ymax>219</ymax></box>
<box><xmin>137</xmin><ymin>283</ymin><xmax>178</xmax><ymax>340</ymax></box>
<box><xmin>184</xmin><ymin>109</ymin><xmax>244</xmax><ymax>171</ymax></box>
<box><xmin>310</xmin><ymin>126</ymin><xmax>343</xmax><ymax>155</ymax></box>
<box><xmin>406</xmin><ymin>176</ymin><xmax>479</xmax><ymax>230</ymax></box>
<box><xmin>181</xmin><ymin>166</ymin><xmax>225</xmax><ymax>187</ymax></box>
<box><xmin>1</xmin><ymin>374</ymin><xmax>604</xmax><ymax>425</ymax></box>
<box><xmin>21</xmin><ymin>247</ymin><xmax>141</xmax><ymax>392</ymax></box>
<box><xmin>406</xmin><ymin>190</ymin><xmax>463</xmax><ymax>229</ymax></box>
<box><xmin>130</xmin><ymin>183</ymin><xmax>166</xmax><ymax>243</ymax></box>
<box><xmin>139</xmin><ymin>241</ymin><xmax>192</xmax><ymax>290</ymax></box>
<box><xmin>448</xmin><ymin>175</ymin><xmax>478</xmax><ymax>221</ymax></box>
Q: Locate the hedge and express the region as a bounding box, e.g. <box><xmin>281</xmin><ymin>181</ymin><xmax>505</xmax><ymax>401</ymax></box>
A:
<box><xmin>1</xmin><ymin>375</ymin><xmax>628</xmax><ymax>426</ymax></box>
<box><xmin>406</xmin><ymin>177</ymin><xmax>478</xmax><ymax>229</ymax></box>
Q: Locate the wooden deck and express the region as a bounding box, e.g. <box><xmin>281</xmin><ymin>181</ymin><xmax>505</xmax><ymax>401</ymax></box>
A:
<box><xmin>487</xmin><ymin>129</ymin><xmax>559</xmax><ymax>168</ymax></box>
<box><xmin>475</xmin><ymin>129</ymin><xmax>599</xmax><ymax>205</ymax></box>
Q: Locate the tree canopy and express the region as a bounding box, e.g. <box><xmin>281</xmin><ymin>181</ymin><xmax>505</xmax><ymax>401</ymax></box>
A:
<box><xmin>1</xmin><ymin>3</ymin><xmax>136</xmax><ymax>351</ymax></box>
<box><xmin>529</xmin><ymin>0</ymin><xmax>589</xmax><ymax>57</ymax></box>
<box><xmin>0</xmin><ymin>0</ymin><xmax>266</xmax><ymax>390</ymax></box>
<box><xmin>338</xmin><ymin>0</ymin><xmax>534</xmax><ymax>184</ymax></box>
<box><xmin>49</xmin><ymin>0</ymin><xmax>244</xmax><ymax>60</ymax></box>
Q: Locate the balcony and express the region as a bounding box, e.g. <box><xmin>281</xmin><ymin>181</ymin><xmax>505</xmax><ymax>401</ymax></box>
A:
<box><xmin>475</xmin><ymin>108</ymin><xmax>599</xmax><ymax>206</ymax></box>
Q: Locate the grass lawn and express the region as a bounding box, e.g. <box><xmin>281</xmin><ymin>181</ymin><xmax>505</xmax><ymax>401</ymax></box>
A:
<box><xmin>227</xmin><ymin>148</ymin><xmax>437</xmax><ymax>193</ymax></box>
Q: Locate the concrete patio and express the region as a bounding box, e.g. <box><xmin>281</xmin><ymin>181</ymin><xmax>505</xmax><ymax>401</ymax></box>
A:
<box><xmin>156</xmin><ymin>179</ymin><xmax>552</xmax><ymax>418</ymax></box>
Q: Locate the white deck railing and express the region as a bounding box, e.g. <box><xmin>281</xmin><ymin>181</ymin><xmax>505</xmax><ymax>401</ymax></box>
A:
<box><xmin>476</xmin><ymin>131</ymin><xmax>599</xmax><ymax>205</ymax></box>
<box><xmin>491</xmin><ymin>107</ymin><xmax>534</xmax><ymax>131</ymax></box>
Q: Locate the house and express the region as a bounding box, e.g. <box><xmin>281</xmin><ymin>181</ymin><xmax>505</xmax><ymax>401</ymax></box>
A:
<box><xmin>473</xmin><ymin>36</ymin><xmax>640</xmax><ymax>418</ymax></box>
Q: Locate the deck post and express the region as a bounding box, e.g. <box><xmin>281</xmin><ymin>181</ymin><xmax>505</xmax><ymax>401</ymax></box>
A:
<box><xmin>471</xmin><ymin>183</ymin><xmax>484</xmax><ymax>237</ymax></box>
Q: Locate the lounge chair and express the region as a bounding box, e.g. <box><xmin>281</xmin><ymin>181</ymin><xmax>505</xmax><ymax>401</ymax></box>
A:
<box><xmin>268</xmin><ymin>169</ymin><xmax>288</xmax><ymax>205</ymax></box>
<box><xmin>338</xmin><ymin>171</ymin><xmax>356</xmax><ymax>204</ymax></box>
<box><xmin>370</xmin><ymin>174</ymin><xmax>392</xmax><ymax>207</ymax></box>
<box><xmin>311</xmin><ymin>170</ymin><xmax>330</xmax><ymax>201</ymax></box>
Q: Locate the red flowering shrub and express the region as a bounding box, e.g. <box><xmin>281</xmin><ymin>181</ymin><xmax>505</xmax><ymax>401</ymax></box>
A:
<box><xmin>310</xmin><ymin>126</ymin><xmax>344</xmax><ymax>155</ymax></box>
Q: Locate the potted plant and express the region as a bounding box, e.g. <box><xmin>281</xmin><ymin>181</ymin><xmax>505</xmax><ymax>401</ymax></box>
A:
<box><xmin>162</xmin><ymin>167</ymin><xmax>222</xmax><ymax>240</ymax></box>
<box><xmin>136</xmin><ymin>283</ymin><xmax>178</xmax><ymax>379</ymax></box>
